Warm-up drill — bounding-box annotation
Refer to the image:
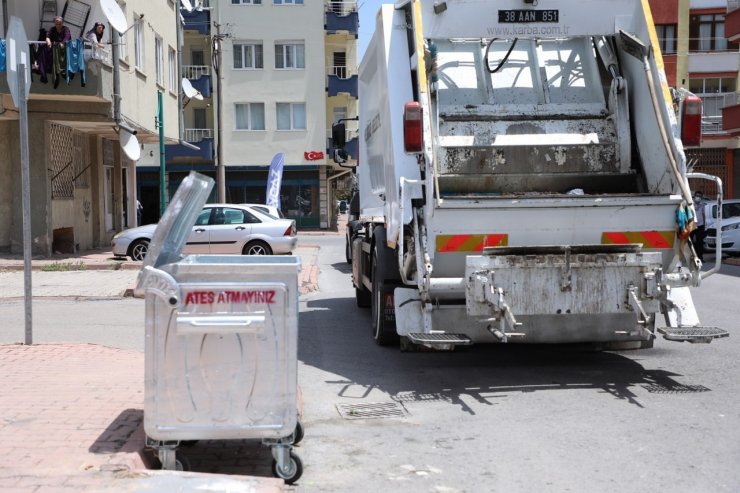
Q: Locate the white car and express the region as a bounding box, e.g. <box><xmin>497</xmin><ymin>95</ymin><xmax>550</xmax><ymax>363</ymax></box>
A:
<box><xmin>705</xmin><ymin>216</ymin><xmax>740</xmax><ymax>255</ymax></box>
<box><xmin>112</xmin><ymin>204</ymin><xmax>297</xmax><ymax>261</ymax></box>
<box><xmin>702</xmin><ymin>199</ymin><xmax>740</xmax><ymax>230</ymax></box>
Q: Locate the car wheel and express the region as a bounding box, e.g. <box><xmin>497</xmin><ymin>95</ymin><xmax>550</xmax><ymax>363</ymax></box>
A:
<box><xmin>243</xmin><ymin>241</ymin><xmax>272</xmax><ymax>255</ymax></box>
<box><xmin>129</xmin><ymin>239</ymin><xmax>150</xmax><ymax>261</ymax></box>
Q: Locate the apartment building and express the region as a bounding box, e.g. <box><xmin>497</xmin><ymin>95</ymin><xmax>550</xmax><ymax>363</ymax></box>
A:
<box><xmin>649</xmin><ymin>0</ymin><xmax>740</xmax><ymax>198</ymax></box>
<box><xmin>142</xmin><ymin>0</ymin><xmax>358</xmax><ymax>229</ymax></box>
<box><xmin>0</xmin><ymin>0</ymin><xmax>179</xmax><ymax>255</ymax></box>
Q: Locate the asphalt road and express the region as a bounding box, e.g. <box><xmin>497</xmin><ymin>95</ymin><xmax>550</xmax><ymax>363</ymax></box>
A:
<box><xmin>0</xmin><ymin>238</ymin><xmax>738</xmax><ymax>492</ymax></box>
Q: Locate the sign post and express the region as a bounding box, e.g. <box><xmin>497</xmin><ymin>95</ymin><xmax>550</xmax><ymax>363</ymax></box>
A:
<box><xmin>7</xmin><ymin>17</ymin><xmax>33</xmax><ymax>345</ymax></box>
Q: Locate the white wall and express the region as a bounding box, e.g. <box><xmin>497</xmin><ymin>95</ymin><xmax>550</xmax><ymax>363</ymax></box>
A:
<box><xmin>217</xmin><ymin>1</ymin><xmax>327</xmax><ymax>166</ymax></box>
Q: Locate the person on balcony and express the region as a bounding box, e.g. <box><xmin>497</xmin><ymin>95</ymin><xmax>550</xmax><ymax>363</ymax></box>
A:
<box><xmin>46</xmin><ymin>16</ymin><xmax>71</xmax><ymax>47</ymax></box>
<box><xmin>85</xmin><ymin>22</ymin><xmax>106</xmax><ymax>46</ymax></box>
<box><xmin>46</xmin><ymin>17</ymin><xmax>71</xmax><ymax>88</ymax></box>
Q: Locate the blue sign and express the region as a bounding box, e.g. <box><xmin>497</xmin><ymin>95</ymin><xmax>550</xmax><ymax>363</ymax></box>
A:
<box><xmin>265</xmin><ymin>152</ymin><xmax>285</xmax><ymax>209</ymax></box>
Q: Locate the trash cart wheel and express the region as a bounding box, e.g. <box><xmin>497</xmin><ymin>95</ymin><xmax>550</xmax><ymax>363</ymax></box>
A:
<box><xmin>293</xmin><ymin>419</ymin><xmax>304</xmax><ymax>445</ymax></box>
<box><xmin>174</xmin><ymin>452</ymin><xmax>191</xmax><ymax>472</ymax></box>
<box><xmin>272</xmin><ymin>450</ymin><xmax>303</xmax><ymax>484</ymax></box>
<box><xmin>129</xmin><ymin>239</ymin><xmax>150</xmax><ymax>261</ymax></box>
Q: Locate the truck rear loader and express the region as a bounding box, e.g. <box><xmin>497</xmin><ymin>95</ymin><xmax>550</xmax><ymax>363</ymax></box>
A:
<box><xmin>333</xmin><ymin>0</ymin><xmax>729</xmax><ymax>350</ymax></box>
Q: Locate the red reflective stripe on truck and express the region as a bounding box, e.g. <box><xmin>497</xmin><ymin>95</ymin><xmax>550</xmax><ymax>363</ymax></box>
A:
<box><xmin>436</xmin><ymin>234</ymin><xmax>508</xmax><ymax>252</ymax></box>
<box><xmin>601</xmin><ymin>231</ymin><xmax>674</xmax><ymax>248</ymax></box>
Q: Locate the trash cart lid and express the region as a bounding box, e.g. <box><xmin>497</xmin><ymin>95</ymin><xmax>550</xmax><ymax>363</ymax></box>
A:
<box><xmin>143</xmin><ymin>171</ymin><xmax>214</xmax><ymax>269</ymax></box>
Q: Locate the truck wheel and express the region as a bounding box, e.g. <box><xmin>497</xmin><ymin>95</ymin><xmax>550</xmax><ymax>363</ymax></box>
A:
<box><xmin>371</xmin><ymin>249</ymin><xmax>399</xmax><ymax>346</ymax></box>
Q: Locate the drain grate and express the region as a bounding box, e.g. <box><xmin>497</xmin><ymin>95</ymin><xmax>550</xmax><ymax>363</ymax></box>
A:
<box><xmin>336</xmin><ymin>402</ymin><xmax>408</xmax><ymax>420</ymax></box>
<box><xmin>643</xmin><ymin>383</ymin><xmax>711</xmax><ymax>394</ymax></box>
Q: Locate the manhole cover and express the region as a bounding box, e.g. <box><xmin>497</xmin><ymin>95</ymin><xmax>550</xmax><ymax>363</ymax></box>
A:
<box><xmin>643</xmin><ymin>383</ymin><xmax>710</xmax><ymax>394</ymax></box>
<box><xmin>336</xmin><ymin>402</ymin><xmax>408</xmax><ymax>420</ymax></box>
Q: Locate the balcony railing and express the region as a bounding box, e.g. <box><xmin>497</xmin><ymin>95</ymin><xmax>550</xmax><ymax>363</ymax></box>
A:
<box><xmin>699</xmin><ymin>92</ymin><xmax>738</xmax><ymax>134</ymax></box>
<box><xmin>325</xmin><ymin>1</ymin><xmax>357</xmax><ymax>16</ymax></box>
<box><xmin>184</xmin><ymin>128</ymin><xmax>213</xmax><ymax>142</ymax></box>
<box><xmin>659</xmin><ymin>37</ymin><xmax>737</xmax><ymax>53</ymax></box>
<box><xmin>183</xmin><ymin>65</ymin><xmax>210</xmax><ymax>79</ymax></box>
<box><xmin>327</xmin><ymin>65</ymin><xmax>357</xmax><ymax>79</ymax></box>
<box><xmin>729</xmin><ymin>0</ymin><xmax>739</xmax><ymax>13</ymax></box>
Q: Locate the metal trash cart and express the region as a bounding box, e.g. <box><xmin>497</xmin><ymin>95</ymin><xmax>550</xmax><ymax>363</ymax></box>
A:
<box><xmin>135</xmin><ymin>172</ymin><xmax>303</xmax><ymax>483</ymax></box>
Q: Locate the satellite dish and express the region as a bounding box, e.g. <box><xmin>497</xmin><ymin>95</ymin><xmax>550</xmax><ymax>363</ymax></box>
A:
<box><xmin>120</xmin><ymin>129</ymin><xmax>141</xmax><ymax>161</ymax></box>
<box><xmin>182</xmin><ymin>78</ymin><xmax>204</xmax><ymax>100</ymax></box>
<box><xmin>180</xmin><ymin>0</ymin><xmax>193</xmax><ymax>13</ymax></box>
<box><xmin>99</xmin><ymin>0</ymin><xmax>128</xmax><ymax>34</ymax></box>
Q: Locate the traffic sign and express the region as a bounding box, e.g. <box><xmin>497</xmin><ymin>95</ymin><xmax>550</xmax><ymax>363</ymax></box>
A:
<box><xmin>6</xmin><ymin>16</ymin><xmax>31</xmax><ymax>107</ymax></box>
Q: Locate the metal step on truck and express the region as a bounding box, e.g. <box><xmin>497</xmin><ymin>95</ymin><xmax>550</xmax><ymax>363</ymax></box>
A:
<box><xmin>332</xmin><ymin>0</ymin><xmax>729</xmax><ymax>350</ymax></box>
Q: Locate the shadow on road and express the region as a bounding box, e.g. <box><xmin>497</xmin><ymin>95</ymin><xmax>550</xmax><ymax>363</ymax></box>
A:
<box><xmin>299</xmin><ymin>297</ymin><xmax>711</xmax><ymax>414</ymax></box>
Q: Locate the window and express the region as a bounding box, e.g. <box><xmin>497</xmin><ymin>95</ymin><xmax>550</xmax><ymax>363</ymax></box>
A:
<box><xmin>191</xmin><ymin>47</ymin><xmax>204</xmax><ymax>66</ymax></box>
<box><xmin>277</xmin><ymin>102</ymin><xmax>306</xmax><ymax>130</ymax></box>
<box><xmin>235</xmin><ymin>103</ymin><xmax>265</xmax><ymax>130</ymax></box>
<box><xmin>275</xmin><ymin>42</ymin><xmax>305</xmax><ymax>69</ymax></box>
<box><xmin>333</xmin><ymin>51</ymin><xmax>347</xmax><ymax>78</ymax></box>
<box><xmin>168</xmin><ymin>46</ymin><xmax>176</xmax><ymax>91</ymax></box>
<box><xmin>690</xmin><ymin>13</ymin><xmax>729</xmax><ymax>52</ymax></box>
<box><xmin>655</xmin><ymin>25</ymin><xmax>676</xmax><ymax>54</ymax></box>
<box><xmin>155</xmin><ymin>36</ymin><xmax>164</xmax><ymax>85</ymax></box>
<box><xmin>233</xmin><ymin>42</ymin><xmax>263</xmax><ymax>69</ymax></box>
<box><xmin>196</xmin><ymin>208</ymin><xmax>212</xmax><ymax>226</ymax></box>
<box><xmin>274</xmin><ymin>0</ymin><xmax>303</xmax><ymax>4</ymax></box>
<box><xmin>193</xmin><ymin>108</ymin><xmax>207</xmax><ymax>129</ymax></box>
<box><xmin>134</xmin><ymin>16</ymin><xmax>145</xmax><ymax>70</ymax></box>
<box><xmin>232</xmin><ymin>0</ymin><xmax>261</xmax><ymax>4</ymax></box>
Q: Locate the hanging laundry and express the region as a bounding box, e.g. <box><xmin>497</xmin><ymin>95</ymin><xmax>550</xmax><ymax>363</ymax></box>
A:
<box><xmin>52</xmin><ymin>43</ymin><xmax>67</xmax><ymax>88</ymax></box>
<box><xmin>66</xmin><ymin>38</ymin><xmax>86</xmax><ymax>86</ymax></box>
<box><xmin>0</xmin><ymin>39</ymin><xmax>6</xmax><ymax>72</ymax></box>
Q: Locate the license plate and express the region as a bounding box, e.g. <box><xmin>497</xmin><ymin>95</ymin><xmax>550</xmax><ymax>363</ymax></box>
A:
<box><xmin>498</xmin><ymin>9</ymin><xmax>559</xmax><ymax>23</ymax></box>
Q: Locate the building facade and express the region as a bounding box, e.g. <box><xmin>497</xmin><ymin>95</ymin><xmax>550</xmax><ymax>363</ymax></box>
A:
<box><xmin>141</xmin><ymin>0</ymin><xmax>359</xmax><ymax>230</ymax></box>
<box><xmin>0</xmin><ymin>0</ymin><xmax>179</xmax><ymax>255</ymax></box>
<box><xmin>649</xmin><ymin>0</ymin><xmax>740</xmax><ymax>198</ymax></box>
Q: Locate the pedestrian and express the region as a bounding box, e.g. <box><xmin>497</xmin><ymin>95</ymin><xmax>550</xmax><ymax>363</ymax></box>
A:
<box><xmin>691</xmin><ymin>191</ymin><xmax>706</xmax><ymax>261</ymax></box>
<box><xmin>137</xmin><ymin>200</ymin><xmax>143</xmax><ymax>225</ymax></box>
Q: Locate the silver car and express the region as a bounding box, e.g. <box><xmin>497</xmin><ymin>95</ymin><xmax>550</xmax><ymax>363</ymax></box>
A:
<box><xmin>705</xmin><ymin>215</ymin><xmax>740</xmax><ymax>256</ymax></box>
<box><xmin>112</xmin><ymin>204</ymin><xmax>297</xmax><ymax>261</ymax></box>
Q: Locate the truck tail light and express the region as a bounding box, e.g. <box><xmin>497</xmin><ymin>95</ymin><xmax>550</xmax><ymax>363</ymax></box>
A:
<box><xmin>404</xmin><ymin>102</ymin><xmax>423</xmax><ymax>153</ymax></box>
<box><xmin>681</xmin><ymin>93</ymin><xmax>702</xmax><ymax>146</ymax></box>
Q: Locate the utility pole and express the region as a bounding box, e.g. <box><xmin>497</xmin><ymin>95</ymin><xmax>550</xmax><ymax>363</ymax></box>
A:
<box><xmin>213</xmin><ymin>21</ymin><xmax>226</xmax><ymax>202</ymax></box>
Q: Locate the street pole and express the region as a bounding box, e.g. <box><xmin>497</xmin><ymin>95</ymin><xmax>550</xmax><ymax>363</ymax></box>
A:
<box><xmin>18</xmin><ymin>63</ymin><xmax>32</xmax><ymax>345</ymax></box>
<box><xmin>214</xmin><ymin>21</ymin><xmax>226</xmax><ymax>202</ymax></box>
<box><xmin>158</xmin><ymin>91</ymin><xmax>166</xmax><ymax>216</ymax></box>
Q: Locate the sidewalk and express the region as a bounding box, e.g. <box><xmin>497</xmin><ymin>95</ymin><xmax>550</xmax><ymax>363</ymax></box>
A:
<box><xmin>0</xmin><ymin>243</ymin><xmax>321</xmax><ymax>297</ymax></box>
<box><xmin>0</xmin><ymin>241</ymin><xmax>324</xmax><ymax>492</ymax></box>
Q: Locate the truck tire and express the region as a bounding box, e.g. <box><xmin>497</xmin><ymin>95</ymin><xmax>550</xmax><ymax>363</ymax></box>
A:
<box><xmin>371</xmin><ymin>248</ymin><xmax>399</xmax><ymax>346</ymax></box>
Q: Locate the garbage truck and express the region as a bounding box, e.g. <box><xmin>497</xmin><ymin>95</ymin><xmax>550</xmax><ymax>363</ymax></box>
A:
<box><xmin>332</xmin><ymin>0</ymin><xmax>729</xmax><ymax>349</ymax></box>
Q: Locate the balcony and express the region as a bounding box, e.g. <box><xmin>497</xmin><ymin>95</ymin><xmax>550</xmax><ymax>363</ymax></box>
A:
<box><xmin>183</xmin><ymin>7</ymin><xmax>210</xmax><ymax>35</ymax></box>
<box><xmin>327</xmin><ymin>67</ymin><xmax>358</xmax><ymax>97</ymax></box>
<box><xmin>325</xmin><ymin>1</ymin><xmax>359</xmax><ymax>34</ymax></box>
<box><xmin>0</xmin><ymin>42</ymin><xmax>113</xmax><ymax>100</ymax></box>
<box><xmin>166</xmin><ymin>128</ymin><xmax>214</xmax><ymax>162</ymax></box>
<box><xmin>183</xmin><ymin>65</ymin><xmax>212</xmax><ymax>98</ymax></box>
<box><xmin>688</xmin><ymin>50</ymin><xmax>740</xmax><ymax>74</ymax></box>
<box><xmin>722</xmin><ymin>102</ymin><xmax>740</xmax><ymax>132</ymax></box>
<box><xmin>700</xmin><ymin>92</ymin><xmax>737</xmax><ymax>134</ymax></box>
<box><xmin>728</xmin><ymin>1</ymin><xmax>740</xmax><ymax>41</ymax></box>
